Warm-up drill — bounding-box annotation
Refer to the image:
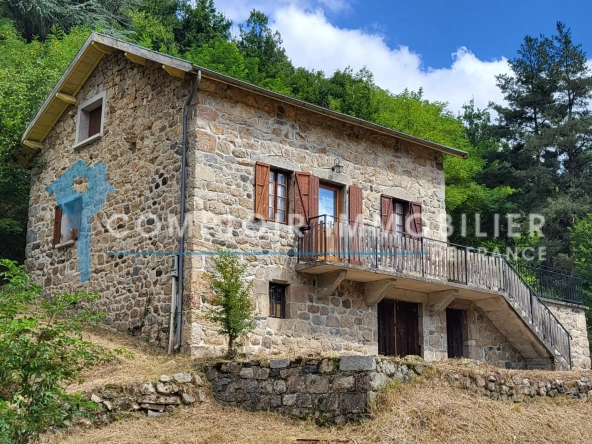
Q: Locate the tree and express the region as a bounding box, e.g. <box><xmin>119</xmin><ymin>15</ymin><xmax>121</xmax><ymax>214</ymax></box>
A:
<box><xmin>236</xmin><ymin>10</ymin><xmax>294</xmax><ymax>88</ymax></box>
<box><xmin>0</xmin><ymin>20</ymin><xmax>89</xmax><ymax>262</ymax></box>
<box><xmin>569</xmin><ymin>216</ymin><xmax>592</xmax><ymax>336</ymax></box>
<box><xmin>492</xmin><ymin>22</ymin><xmax>592</xmax><ymax>268</ymax></box>
<box><xmin>0</xmin><ymin>260</ymin><xmax>123</xmax><ymax>443</ymax></box>
<box><xmin>185</xmin><ymin>38</ymin><xmax>251</xmax><ymax>81</ymax></box>
<box><xmin>0</xmin><ymin>0</ymin><xmax>138</xmax><ymax>41</ymax></box>
<box><xmin>205</xmin><ymin>252</ymin><xmax>255</xmax><ymax>356</ymax></box>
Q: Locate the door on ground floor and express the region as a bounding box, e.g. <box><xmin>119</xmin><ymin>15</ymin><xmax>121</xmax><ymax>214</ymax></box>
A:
<box><xmin>377</xmin><ymin>300</ymin><xmax>420</xmax><ymax>357</ymax></box>
<box><xmin>446</xmin><ymin>308</ymin><xmax>465</xmax><ymax>358</ymax></box>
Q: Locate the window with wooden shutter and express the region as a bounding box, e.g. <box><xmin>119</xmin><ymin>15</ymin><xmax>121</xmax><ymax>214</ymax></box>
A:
<box><xmin>53</xmin><ymin>206</ymin><xmax>63</xmax><ymax>246</ymax></box>
<box><xmin>254</xmin><ymin>162</ymin><xmax>270</xmax><ymax>219</ymax></box>
<box><xmin>309</xmin><ymin>175</ymin><xmax>319</xmax><ymax>220</ymax></box>
<box><xmin>380</xmin><ymin>195</ymin><xmax>393</xmax><ymax>231</ymax></box>
<box><xmin>295</xmin><ymin>172</ymin><xmax>310</xmax><ymax>225</ymax></box>
<box><xmin>348</xmin><ymin>185</ymin><xmax>363</xmax><ymax>265</ymax></box>
<box><xmin>410</xmin><ymin>202</ymin><xmax>423</xmax><ymax>237</ymax></box>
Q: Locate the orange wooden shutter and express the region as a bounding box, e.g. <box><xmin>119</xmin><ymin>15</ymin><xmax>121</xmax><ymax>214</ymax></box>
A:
<box><xmin>348</xmin><ymin>185</ymin><xmax>363</xmax><ymax>265</ymax></box>
<box><xmin>380</xmin><ymin>195</ymin><xmax>393</xmax><ymax>230</ymax></box>
<box><xmin>349</xmin><ymin>185</ymin><xmax>363</xmax><ymax>222</ymax></box>
<box><xmin>255</xmin><ymin>162</ymin><xmax>271</xmax><ymax>220</ymax></box>
<box><xmin>53</xmin><ymin>206</ymin><xmax>63</xmax><ymax>246</ymax></box>
<box><xmin>309</xmin><ymin>175</ymin><xmax>320</xmax><ymax>220</ymax></box>
<box><xmin>295</xmin><ymin>172</ymin><xmax>310</xmax><ymax>224</ymax></box>
<box><xmin>410</xmin><ymin>202</ymin><xmax>423</xmax><ymax>237</ymax></box>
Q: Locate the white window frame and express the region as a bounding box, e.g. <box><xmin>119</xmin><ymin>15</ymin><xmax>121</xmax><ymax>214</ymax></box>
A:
<box><xmin>73</xmin><ymin>91</ymin><xmax>106</xmax><ymax>149</ymax></box>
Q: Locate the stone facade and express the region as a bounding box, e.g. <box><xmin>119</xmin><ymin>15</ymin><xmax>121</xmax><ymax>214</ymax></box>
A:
<box><xmin>205</xmin><ymin>355</ymin><xmax>425</xmax><ymax>424</ymax></box>
<box><xmin>24</xmin><ymin>42</ymin><xmax>588</xmax><ymax>372</ymax></box>
<box><xmin>26</xmin><ymin>51</ymin><xmax>195</xmax><ymax>345</ymax></box>
<box><xmin>447</xmin><ymin>299</ymin><xmax>525</xmax><ymax>369</ymax></box>
<box><xmin>545</xmin><ymin>299</ymin><xmax>591</xmax><ymax>370</ymax></box>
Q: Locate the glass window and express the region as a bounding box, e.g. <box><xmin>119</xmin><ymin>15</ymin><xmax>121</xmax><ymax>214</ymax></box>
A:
<box><xmin>269</xmin><ymin>169</ymin><xmax>288</xmax><ymax>223</ymax></box>
<box><xmin>269</xmin><ymin>283</ymin><xmax>287</xmax><ymax>318</ymax></box>
<box><xmin>394</xmin><ymin>201</ymin><xmax>405</xmax><ymax>234</ymax></box>
<box><xmin>319</xmin><ymin>187</ymin><xmax>337</xmax><ymax>217</ymax></box>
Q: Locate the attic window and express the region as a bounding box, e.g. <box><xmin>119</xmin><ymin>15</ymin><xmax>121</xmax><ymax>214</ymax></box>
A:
<box><xmin>74</xmin><ymin>91</ymin><xmax>106</xmax><ymax>149</ymax></box>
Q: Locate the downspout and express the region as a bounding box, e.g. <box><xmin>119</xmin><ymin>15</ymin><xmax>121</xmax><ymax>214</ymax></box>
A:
<box><xmin>173</xmin><ymin>70</ymin><xmax>201</xmax><ymax>351</ymax></box>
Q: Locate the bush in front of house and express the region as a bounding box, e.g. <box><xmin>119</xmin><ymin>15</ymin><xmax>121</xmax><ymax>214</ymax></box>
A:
<box><xmin>0</xmin><ymin>259</ymin><xmax>124</xmax><ymax>444</ymax></box>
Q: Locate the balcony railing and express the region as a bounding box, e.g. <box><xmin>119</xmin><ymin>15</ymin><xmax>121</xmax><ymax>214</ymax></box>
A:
<box><xmin>511</xmin><ymin>260</ymin><xmax>584</xmax><ymax>305</ymax></box>
<box><xmin>297</xmin><ymin>215</ymin><xmax>573</xmax><ymax>368</ymax></box>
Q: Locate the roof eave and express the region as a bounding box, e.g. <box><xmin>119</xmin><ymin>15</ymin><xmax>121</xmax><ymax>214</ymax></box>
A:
<box><xmin>21</xmin><ymin>33</ymin><xmax>469</xmax><ymax>160</ymax></box>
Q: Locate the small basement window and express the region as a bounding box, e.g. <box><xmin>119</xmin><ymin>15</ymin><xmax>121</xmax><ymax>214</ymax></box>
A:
<box><xmin>269</xmin><ymin>283</ymin><xmax>287</xmax><ymax>318</ymax></box>
<box><xmin>74</xmin><ymin>91</ymin><xmax>106</xmax><ymax>148</ymax></box>
<box><xmin>53</xmin><ymin>197</ymin><xmax>82</xmax><ymax>247</ymax></box>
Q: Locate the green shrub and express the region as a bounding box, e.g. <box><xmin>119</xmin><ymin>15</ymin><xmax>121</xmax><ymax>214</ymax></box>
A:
<box><xmin>204</xmin><ymin>252</ymin><xmax>255</xmax><ymax>356</ymax></box>
<box><xmin>0</xmin><ymin>260</ymin><xmax>123</xmax><ymax>443</ymax></box>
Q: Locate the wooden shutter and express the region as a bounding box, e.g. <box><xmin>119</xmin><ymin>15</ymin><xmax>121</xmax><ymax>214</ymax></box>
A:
<box><xmin>53</xmin><ymin>205</ymin><xmax>63</xmax><ymax>246</ymax></box>
<box><xmin>410</xmin><ymin>202</ymin><xmax>423</xmax><ymax>237</ymax></box>
<box><xmin>309</xmin><ymin>175</ymin><xmax>319</xmax><ymax>220</ymax></box>
<box><xmin>88</xmin><ymin>106</ymin><xmax>102</xmax><ymax>137</ymax></box>
<box><xmin>255</xmin><ymin>162</ymin><xmax>271</xmax><ymax>220</ymax></box>
<box><xmin>380</xmin><ymin>195</ymin><xmax>393</xmax><ymax>230</ymax></box>
<box><xmin>348</xmin><ymin>185</ymin><xmax>363</xmax><ymax>265</ymax></box>
<box><xmin>295</xmin><ymin>172</ymin><xmax>310</xmax><ymax>225</ymax></box>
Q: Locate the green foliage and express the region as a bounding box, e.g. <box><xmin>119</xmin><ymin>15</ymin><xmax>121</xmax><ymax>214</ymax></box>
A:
<box><xmin>235</xmin><ymin>10</ymin><xmax>293</xmax><ymax>87</ymax></box>
<box><xmin>185</xmin><ymin>38</ymin><xmax>251</xmax><ymax>80</ymax></box>
<box><xmin>204</xmin><ymin>252</ymin><xmax>255</xmax><ymax>356</ymax></box>
<box><xmin>0</xmin><ymin>0</ymin><xmax>138</xmax><ymax>41</ymax></box>
<box><xmin>570</xmin><ymin>217</ymin><xmax>592</xmax><ymax>333</ymax></box>
<box><xmin>492</xmin><ymin>22</ymin><xmax>592</xmax><ymax>267</ymax></box>
<box><xmin>0</xmin><ymin>20</ymin><xmax>89</xmax><ymax>262</ymax></box>
<box><xmin>0</xmin><ymin>260</ymin><xmax>124</xmax><ymax>443</ymax></box>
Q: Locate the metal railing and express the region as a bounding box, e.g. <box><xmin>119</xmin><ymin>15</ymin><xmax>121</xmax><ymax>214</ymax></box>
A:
<box><xmin>297</xmin><ymin>215</ymin><xmax>572</xmax><ymax>368</ymax></box>
<box><xmin>510</xmin><ymin>260</ymin><xmax>584</xmax><ymax>305</ymax></box>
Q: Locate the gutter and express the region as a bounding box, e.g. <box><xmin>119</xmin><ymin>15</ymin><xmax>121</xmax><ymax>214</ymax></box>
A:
<box><xmin>173</xmin><ymin>70</ymin><xmax>202</xmax><ymax>351</ymax></box>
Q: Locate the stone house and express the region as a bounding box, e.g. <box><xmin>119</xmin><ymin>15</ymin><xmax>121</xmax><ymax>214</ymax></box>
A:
<box><xmin>21</xmin><ymin>34</ymin><xmax>589</xmax><ymax>371</ymax></box>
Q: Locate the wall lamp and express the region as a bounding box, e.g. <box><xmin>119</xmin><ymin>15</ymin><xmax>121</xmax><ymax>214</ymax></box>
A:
<box><xmin>331</xmin><ymin>158</ymin><xmax>344</xmax><ymax>174</ymax></box>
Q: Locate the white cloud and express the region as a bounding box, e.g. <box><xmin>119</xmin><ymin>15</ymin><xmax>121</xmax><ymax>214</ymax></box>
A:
<box><xmin>215</xmin><ymin>1</ymin><xmax>510</xmax><ymax>112</ymax></box>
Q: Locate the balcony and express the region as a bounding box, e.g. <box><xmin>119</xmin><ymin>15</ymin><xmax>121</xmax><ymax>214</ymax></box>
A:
<box><xmin>296</xmin><ymin>215</ymin><xmax>579</xmax><ymax>369</ymax></box>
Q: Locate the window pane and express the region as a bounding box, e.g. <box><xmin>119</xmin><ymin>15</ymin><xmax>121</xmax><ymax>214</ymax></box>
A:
<box><xmin>278</xmin><ymin>184</ymin><xmax>286</xmax><ymax>197</ymax></box>
<box><xmin>278</xmin><ymin>210</ymin><xmax>286</xmax><ymax>222</ymax></box>
<box><xmin>278</xmin><ymin>173</ymin><xmax>286</xmax><ymax>184</ymax></box>
<box><xmin>319</xmin><ymin>187</ymin><xmax>337</xmax><ymax>217</ymax></box>
<box><xmin>88</xmin><ymin>106</ymin><xmax>102</xmax><ymax>138</ymax></box>
<box><xmin>395</xmin><ymin>203</ymin><xmax>403</xmax><ymax>214</ymax></box>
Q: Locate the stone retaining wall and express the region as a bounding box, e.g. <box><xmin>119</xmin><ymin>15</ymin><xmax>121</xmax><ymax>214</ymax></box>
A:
<box><xmin>544</xmin><ymin>299</ymin><xmax>590</xmax><ymax>370</ymax></box>
<box><xmin>74</xmin><ymin>372</ymin><xmax>207</xmax><ymax>428</ymax></box>
<box><xmin>205</xmin><ymin>356</ymin><xmax>426</xmax><ymax>424</ymax></box>
<box><xmin>440</xmin><ymin>365</ymin><xmax>592</xmax><ymax>402</ymax></box>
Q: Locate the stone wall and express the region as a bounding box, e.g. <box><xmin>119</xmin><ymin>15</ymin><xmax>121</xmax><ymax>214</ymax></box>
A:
<box><xmin>26</xmin><ymin>52</ymin><xmax>198</xmax><ymax>346</ymax></box>
<box><xmin>448</xmin><ymin>299</ymin><xmax>525</xmax><ymax>369</ymax></box>
<box><xmin>184</xmin><ymin>75</ymin><xmax>447</xmax><ymax>356</ymax></box>
<box><xmin>205</xmin><ymin>356</ymin><xmax>426</xmax><ymax>424</ymax></box>
<box><xmin>545</xmin><ymin>299</ymin><xmax>591</xmax><ymax>370</ymax></box>
<box><xmin>71</xmin><ymin>372</ymin><xmax>206</xmax><ymax>429</ymax></box>
<box><xmin>440</xmin><ymin>365</ymin><xmax>592</xmax><ymax>402</ymax></box>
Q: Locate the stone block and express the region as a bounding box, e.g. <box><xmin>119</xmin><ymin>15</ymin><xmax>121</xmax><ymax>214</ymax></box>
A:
<box><xmin>270</xmin><ymin>359</ymin><xmax>290</xmax><ymax>369</ymax></box>
<box><xmin>339</xmin><ymin>356</ymin><xmax>376</xmax><ymax>372</ymax></box>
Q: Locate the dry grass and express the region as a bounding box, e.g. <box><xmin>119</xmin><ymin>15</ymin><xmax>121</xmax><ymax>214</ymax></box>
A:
<box><xmin>48</xmin><ymin>377</ymin><xmax>592</xmax><ymax>444</ymax></box>
<box><xmin>51</xmin><ymin>329</ymin><xmax>592</xmax><ymax>443</ymax></box>
<box><xmin>71</xmin><ymin>326</ymin><xmax>195</xmax><ymax>392</ymax></box>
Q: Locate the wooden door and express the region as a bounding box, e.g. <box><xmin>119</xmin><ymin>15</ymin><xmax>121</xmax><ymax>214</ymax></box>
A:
<box><xmin>318</xmin><ymin>183</ymin><xmax>341</xmax><ymax>260</ymax></box>
<box><xmin>395</xmin><ymin>301</ymin><xmax>420</xmax><ymax>357</ymax></box>
<box><xmin>377</xmin><ymin>300</ymin><xmax>395</xmax><ymax>356</ymax></box>
<box><xmin>446</xmin><ymin>308</ymin><xmax>464</xmax><ymax>358</ymax></box>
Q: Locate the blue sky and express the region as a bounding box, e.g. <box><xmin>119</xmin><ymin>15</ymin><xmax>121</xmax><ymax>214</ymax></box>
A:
<box><xmin>215</xmin><ymin>0</ymin><xmax>591</xmax><ymax>112</ymax></box>
<box><xmin>330</xmin><ymin>0</ymin><xmax>591</xmax><ymax>69</ymax></box>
